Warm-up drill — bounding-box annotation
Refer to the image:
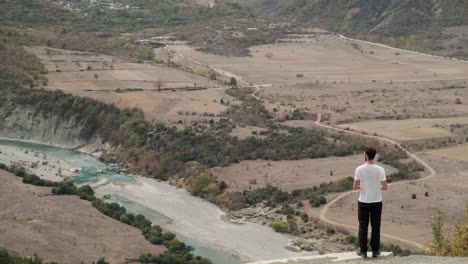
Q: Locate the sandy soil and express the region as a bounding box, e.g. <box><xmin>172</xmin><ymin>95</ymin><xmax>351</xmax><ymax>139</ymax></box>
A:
<box><xmin>168</xmin><ymin>34</ymin><xmax>468</xmax><ymax>85</ymax></box>
<box><xmin>26</xmin><ymin>46</ymin><xmax>232</xmax><ymax>123</ymax></box>
<box><xmin>322</xmin><ymin>151</ymin><xmax>468</xmax><ymax>246</ymax></box>
<box><xmin>26</xmin><ymin>46</ymin><xmax>212</xmax><ymax>91</ymax></box>
<box><xmin>192</xmin><ymin>0</ymin><xmax>215</xmax><ymax>7</ymax></box>
<box><xmin>166</xmin><ymin>34</ymin><xmax>468</xmax><ymax>130</ymax></box>
<box><xmin>257</xmin><ymin>80</ymin><xmax>468</xmax><ymax>125</ymax></box>
<box><xmin>424</xmin><ymin>143</ymin><xmax>468</xmax><ymax>161</ymax></box>
<box><xmin>337</xmin><ymin>117</ymin><xmax>468</xmax><ymax>141</ymax></box>
<box><xmin>0</xmin><ymin>170</ymin><xmax>163</xmax><ymax>264</ymax></box>
<box><xmin>211</xmin><ymin>155</ymin><xmax>397</xmax><ymax>192</ymax></box>
<box><xmin>114</xmin><ymin>88</ymin><xmax>236</xmax><ymax>123</ymax></box>
<box><xmin>0</xmin><ymin>143</ymin><xmax>73</xmax><ymax>181</ymax></box>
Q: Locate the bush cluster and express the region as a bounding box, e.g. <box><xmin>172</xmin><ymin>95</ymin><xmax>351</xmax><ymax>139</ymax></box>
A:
<box><xmin>92</xmin><ymin>199</ymin><xmax>212</xmax><ymax>263</ymax></box>
<box><xmin>427</xmin><ymin>208</ymin><xmax>468</xmax><ymax>257</ymax></box>
<box><xmin>225</xmin><ymin>177</ymin><xmax>353</xmax><ymax>210</ymax></box>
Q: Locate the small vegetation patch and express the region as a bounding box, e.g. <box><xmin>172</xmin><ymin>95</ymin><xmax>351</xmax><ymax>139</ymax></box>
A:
<box><xmin>225</xmin><ymin>177</ymin><xmax>353</xmax><ymax>210</ymax></box>
<box><xmin>427</xmin><ymin>208</ymin><xmax>468</xmax><ymax>257</ymax></box>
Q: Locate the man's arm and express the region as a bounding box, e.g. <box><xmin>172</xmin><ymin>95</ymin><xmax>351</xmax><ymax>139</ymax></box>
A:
<box><xmin>381</xmin><ymin>181</ymin><xmax>388</xmax><ymax>191</ymax></box>
<box><xmin>380</xmin><ymin>168</ymin><xmax>388</xmax><ymax>190</ymax></box>
<box><xmin>353</xmin><ymin>167</ymin><xmax>360</xmax><ymax>190</ymax></box>
<box><xmin>353</xmin><ymin>180</ymin><xmax>360</xmax><ymax>190</ymax></box>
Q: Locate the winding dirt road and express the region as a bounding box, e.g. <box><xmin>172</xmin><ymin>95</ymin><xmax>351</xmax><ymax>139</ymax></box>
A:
<box><xmin>164</xmin><ymin>43</ymin><xmax>438</xmax><ymax>251</ymax></box>
<box><xmin>315</xmin><ymin>113</ymin><xmax>436</xmax><ymax>251</ymax></box>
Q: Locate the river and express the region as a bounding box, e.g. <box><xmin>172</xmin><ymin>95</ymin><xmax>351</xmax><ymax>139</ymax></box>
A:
<box><xmin>0</xmin><ymin>139</ymin><xmax>318</xmax><ymax>263</ymax></box>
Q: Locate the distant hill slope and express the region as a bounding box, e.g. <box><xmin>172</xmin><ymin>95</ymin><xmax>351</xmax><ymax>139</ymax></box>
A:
<box><xmin>238</xmin><ymin>0</ymin><xmax>468</xmax><ymax>59</ymax></box>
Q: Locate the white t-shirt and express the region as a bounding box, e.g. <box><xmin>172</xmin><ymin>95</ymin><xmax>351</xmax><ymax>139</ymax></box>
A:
<box><xmin>354</xmin><ymin>163</ymin><xmax>386</xmax><ymax>203</ymax></box>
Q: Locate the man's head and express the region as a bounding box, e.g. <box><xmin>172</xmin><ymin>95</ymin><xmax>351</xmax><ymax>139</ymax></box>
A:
<box><xmin>365</xmin><ymin>147</ymin><xmax>377</xmax><ymax>161</ymax></box>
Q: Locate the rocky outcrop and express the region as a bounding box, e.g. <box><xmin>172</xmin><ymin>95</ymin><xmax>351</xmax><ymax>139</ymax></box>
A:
<box><xmin>0</xmin><ymin>107</ymin><xmax>103</xmax><ymax>149</ymax></box>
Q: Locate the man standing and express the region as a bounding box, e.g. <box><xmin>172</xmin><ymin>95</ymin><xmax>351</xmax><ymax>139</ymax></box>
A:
<box><xmin>353</xmin><ymin>147</ymin><xmax>388</xmax><ymax>258</ymax></box>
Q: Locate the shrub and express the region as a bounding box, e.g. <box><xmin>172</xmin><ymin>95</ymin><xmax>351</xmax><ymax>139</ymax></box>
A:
<box><xmin>185</xmin><ymin>173</ymin><xmax>220</xmax><ymax>197</ymax></box>
<box><xmin>381</xmin><ymin>244</ymin><xmax>411</xmax><ymax>256</ymax></box>
<box><xmin>344</xmin><ymin>235</ymin><xmax>358</xmax><ymax>245</ymax></box>
<box><xmin>326</xmin><ymin>226</ymin><xmax>336</xmax><ymax>235</ymax></box>
<box><xmin>427</xmin><ymin>208</ymin><xmax>468</xmax><ymax>257</ymax></box>
<box><xmin>0</xmin><ymin>248</ymin><xmax>60</xmax><ymax>264</ymax></box>
<box><xmin>229</xmin><ymin>77</ymin><xmax>237</xmax><ymax>87</ymax></box>
<box><xmin>311</xmin><ymin>199</ymin><xmax>321</xmax><ymax>208</ymax></box>
<box><xmin>300</xmin><ymin>213</ymin><xmax>309</xmax><ymax>223</ymax></box>
<box><xmin>209</xmin><ymin>71</ymin><xmax>217</xmax><ymax>80</ymax></box>
<box><xmin>142</xmin><ymin>48</ymin><xmax>155</xmax><ymax>60</ymax></box>
<box><xmin>270</xmin><ymin>218</ymin><xmax>297</xmax><ymax>234</ymax></box>
<box><xmin>194</xmin><ymin>68</ymin><xmax>209</xmax><ymax>77</ymax></box>
<box><xmin>271</xmin><ymin>222</ymin><xmax>287</xmax><ymax>233</ymax></box>
<box><xmin>52</xmin><ymin>182</ymin><xmax>77</xmax><ymax>195</ymax></box>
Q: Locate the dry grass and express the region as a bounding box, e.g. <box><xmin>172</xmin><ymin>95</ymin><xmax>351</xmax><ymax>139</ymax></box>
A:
<box><xmin>426</xmin><ymin>144</ymin><xmax>468</xmax><ymax>161</ymax></box>
<box><xmin>0</xmin><ymin>170</ymin><xmax>164</xmax><ymax>264</ymax></box>
<box><xmin>168</xmin><ymin>34</ymin><xmax>468</xmax><ymax>85</ymax></box>
<box><xmin>210</xmin><ymin>155</ymin><xmax>397</xmax><ymax>192</ymax></box>
<box><xmin>322</xmin><ymin>152</ymin><xmax>468</xmax><ymax>246</ymax></box>
<box><xmin>27</xmin><ymin>46</ymin><xmax>237</xmax><ymax>123</ymax></box>
<box><xmin>338</xmin><ymin>118</ymin><xmax>468</xmax><ymax>141</ymax></box>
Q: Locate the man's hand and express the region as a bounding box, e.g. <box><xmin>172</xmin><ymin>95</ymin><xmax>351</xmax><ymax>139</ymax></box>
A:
<box><xmin>381</xmin><ymin>181</ymin><xmax>388</xmax><ymax>191</ymax></box>
<box><xmin>353</xmin><ymin>180</ymin><xmax>360</xmax><ymax>190</ymax></box>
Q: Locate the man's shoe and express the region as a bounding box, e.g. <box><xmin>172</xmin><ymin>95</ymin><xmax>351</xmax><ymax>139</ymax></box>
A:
<box><xmin>356</xmin><ymin>251</ymin><xmax>367</xmax><ymax>258</ymax></box>
<box><xmin>372</xmin><ymin>251</ymin><xmax>381</xmax><ymax>258</ymax></box>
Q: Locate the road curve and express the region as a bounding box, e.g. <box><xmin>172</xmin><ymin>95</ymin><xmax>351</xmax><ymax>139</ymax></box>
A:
<box><xmin>315</xmin><ymin>113</ymin><xmax>436</xmax><ymax>251</ymax></box>
<box><xmin>163</xmin><ymin>44</ymin><xmax>437</xmax><ymax>251</ymax></box>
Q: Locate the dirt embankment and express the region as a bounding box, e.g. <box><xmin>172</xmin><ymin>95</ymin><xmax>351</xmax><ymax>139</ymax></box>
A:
<box><xmin>0</xmin><ymin>106</ymin><xmax>104</xmax><ymax>150</ymax></box>
<box><xmin>0</xmin><ymin>170</ymin><xmax>164</xmax><ymax>264</ymax></box>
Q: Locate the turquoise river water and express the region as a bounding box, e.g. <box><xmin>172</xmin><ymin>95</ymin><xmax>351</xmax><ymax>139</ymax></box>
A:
<box><xmin>0</xmin><ymin>139</ymin><xmax>317</xmax><ymax>263</ymax></box>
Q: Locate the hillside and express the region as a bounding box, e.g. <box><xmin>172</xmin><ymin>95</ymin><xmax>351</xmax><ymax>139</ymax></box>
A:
<box><xmin>0</xmin><ymin>170</ymin><xmax>164</xmax><ymax>264</ymax></box>
<box><xmin>236</xmin><ymin>0</ymin><xmax>468</xmax><ymax>59</ymax></box>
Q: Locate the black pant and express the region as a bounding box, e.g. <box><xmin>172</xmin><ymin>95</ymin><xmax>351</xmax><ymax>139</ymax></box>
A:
<box><xmin>358</xmin><ymin>201</ymin><xmax>382</xmax><ymax>252</ymax></box>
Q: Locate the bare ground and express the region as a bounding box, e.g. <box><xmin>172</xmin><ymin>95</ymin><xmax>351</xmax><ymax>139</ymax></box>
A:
<box><xmin>0</xmin><ymin>170</ymin><xmax>164</xmax><ymax>264</ymax></box>
<box><xmin>26</xmin><ymin>46</ymin><xmax>232</xmax><ymax>123</ymax></box>
<box><xmin>167</xmin><ymin>34</ymin><xmax>468</xmax><ymax>85</ymax></box>
<box><xmin>258</xmin><ymin>80</ymin><xmax>468</xmax><ymax>125</ymax></box>
<box><xmin>211</xmin><ymin>155</ymin><xmax>397</xmax><ymax>192</ymax></box>
<box><xmin>337</xmin><ymin>117</ymin><xmax>468</xmax><ymax>141</ymax></box>
<box><xmin>320</xmin><ymin>151</ymin><xmax>468</xmax><ymax>246</ymax></box>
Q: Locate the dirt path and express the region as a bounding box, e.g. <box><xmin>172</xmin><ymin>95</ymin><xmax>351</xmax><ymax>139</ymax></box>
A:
<box><xmin>337</xmin><ymin>34</ymin><xmax>466</xmax><ymax>62</ymax></box>
<box><xmin>314</xmin><ymin>113</ymin><xmax>436</xmax><ymax>251</ymax></box>
<box><xmin>248</xmin><ymin>85</ymin><xmax>435</xmax><ymax>250</ymax></box>
<box><xmin>165</xmin><ymin>46</ymin><xmax>250</xmax><ymax>86</ymax></box>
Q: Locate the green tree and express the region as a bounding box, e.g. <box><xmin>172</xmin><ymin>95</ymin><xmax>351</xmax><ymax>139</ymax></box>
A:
<box><xmin>209</xmin><ymin>71</ymin><xmax>217</xmax><ymax>80</ymax></box>
<box><xmin>143</xmin><ymin>48</ymin><xmax>155</xmax><ymax>60</ymax></box>
<box><xmin>229</xmin><ymin>77</ymin><xmax>237</xmax><ymax>87</ymax></box>
<box><xmin>186</xmin><ymin>173</ymin><xmax>218</xmax><ymax>197</ymax></box>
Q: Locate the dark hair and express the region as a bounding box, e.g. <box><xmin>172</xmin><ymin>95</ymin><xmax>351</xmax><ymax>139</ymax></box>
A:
<box><xmin>365</xmin><ymin>147</ymin><xmax>377</xmax><ymax>160</ymax></box>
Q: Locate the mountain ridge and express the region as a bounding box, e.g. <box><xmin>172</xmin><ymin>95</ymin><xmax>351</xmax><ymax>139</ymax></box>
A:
<box><xmin>236</xmin><ymin>0</ymin><xmax>468</xmax><ymax>58</ymax></box>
